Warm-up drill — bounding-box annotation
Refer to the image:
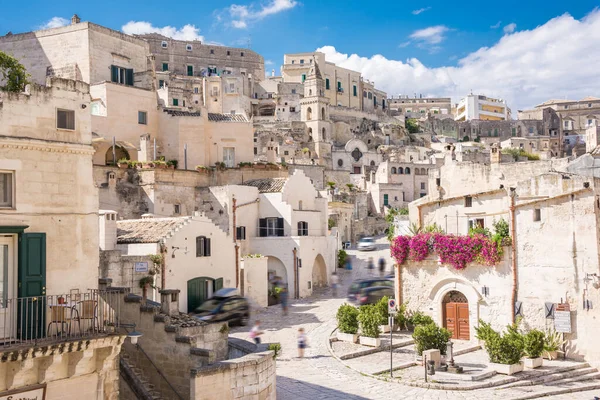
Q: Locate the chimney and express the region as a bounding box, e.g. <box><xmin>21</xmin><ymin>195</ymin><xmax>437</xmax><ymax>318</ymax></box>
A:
<box><xmin>141</xmin><ymin>213</ymin><xmax>155</xmax><ymax>219</ymax></box>
<box><xmin>71</xmin><ymin>14</ymin><xmax>80</xmax><ymax>25</ymax></box>
<box><xmin>160</xmin><ymin>289</ymin><xmax>180</xmax><ymax>316</ymax></box>
<box><xmin>99</xmin><ymin>210</ymin><xmax>118</xmax><ymax>251</ymax></box>
<box><xmin>490</xmin><ymin>143</ymin><xmax>501</xmax><ymax>164</ymax></box>
<box><xmin>271</xmin><ymin>69</ymin><xmax>275</xmax><ymax>77</ymax></box>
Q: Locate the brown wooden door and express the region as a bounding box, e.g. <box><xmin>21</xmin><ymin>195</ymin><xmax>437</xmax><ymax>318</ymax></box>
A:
<box><xmin>444</xmin><ymin>303</ymin><xmax>457</xmax><ymax>339</ymax></box>
<box><xmin>444</xmin><ymin>302</ymin><xmax>470</xmax><ymax>340</ymax></box>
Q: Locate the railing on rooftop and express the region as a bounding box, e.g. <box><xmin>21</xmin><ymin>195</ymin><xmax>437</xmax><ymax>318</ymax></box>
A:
<box><xmin>0</xmin><ymin>289</ymin><xmax>123</xmax><ymax>350</ymax></box>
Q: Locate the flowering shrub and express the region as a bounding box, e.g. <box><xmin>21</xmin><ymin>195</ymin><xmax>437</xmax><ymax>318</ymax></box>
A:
<box><xmin>391</xmin><ymin>232</ymin><xmax>503</xmax><ymax>270</ymax></box>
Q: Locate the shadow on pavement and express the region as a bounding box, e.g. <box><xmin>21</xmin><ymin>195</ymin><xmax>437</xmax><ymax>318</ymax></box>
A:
<box><xmin>276</xmin><ymin>375</ymin><xmax>370</xmax><ymax>400</ymax></box>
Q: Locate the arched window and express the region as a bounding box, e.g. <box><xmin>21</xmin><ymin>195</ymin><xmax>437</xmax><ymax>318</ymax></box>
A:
<box><xmin>322</xmin><ymin>127</ymin><xmax>326</xmax><ymax>140</ymax></box>
<box><xmin>405</xmin><ymin>167</ymin><xmax>411</xmax><ymax>174</ymax></box>
<box><xmin>298</xmin><ymin>201</ymin><xmax>303</xmax><ymax>210</ymax></box>
<box><xmin>105</xmin><ymin>146</ymin><xmax>130</xmax><ymax>165</ymax></box>
<box><xmin>391</xmin><ymin>167</ymin><xmax>397</xmax><ymax>174</ymax></box>
<box><xmin>398</xmin><ymin>167</ymin><xmax>404</xmax><ymax>174</ymax></box>
<box><xmin>297</xmin><ymin>221</ymin><xmax>308</xmax><ymax>236</ymax></box>
<box><xmin>308</xmin><ymin>127</ymin><xmax>313</xmax><ymax>138</ymax></box>
<box><xmin>307</xmin><ymin>107</ymin><xmax>312</xmax><ymax>120</ymax></box>
<box><xmin>309</xmin><ymin>89</ymin><xmax>313</xmax><ymax>96</ymax></box>
<box><xmin>370</xmin><ymin>161</ymin><xmax>375</xmax><ymax>166</ymax></box>
<box><xmin>337</xmin><ymin>159</ymin><xmax>343</xmax><ymax>167</ymax></box>
<box><xmin>321</xmin><ymin>107</ymin><xmax>326</xmax><ymax>120</ymax></box>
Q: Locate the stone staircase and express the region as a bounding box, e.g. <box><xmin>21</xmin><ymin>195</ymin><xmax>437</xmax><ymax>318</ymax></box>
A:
<box><xmin>493</xmin><ymin>362</ymin><xmax>600</xmax><ymax>399</ymax></box>
<box><xmin>120</xmin><ymin>353</ymin><xmax>165</xmax><ymax>400</ymax></box>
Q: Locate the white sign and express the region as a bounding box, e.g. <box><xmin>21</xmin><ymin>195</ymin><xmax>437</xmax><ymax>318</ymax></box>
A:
<box><xmin>554</xmin><ymin>311</ymin><xmax>572</xmax><ymax>333</ymax></box>
<box><xmin>388</xmin><ymin>298</ymin><xmax>397</xmax><ymax>314</ymax></box>
<box><xmin>135</xmin><ymin>262</ymin><xmax>149</xmax><ymax>273</ymax></box>
<box><xmin>0</xmin><ymin>384</ymin><xmax>46</xmax><ymax>400</ymax></box>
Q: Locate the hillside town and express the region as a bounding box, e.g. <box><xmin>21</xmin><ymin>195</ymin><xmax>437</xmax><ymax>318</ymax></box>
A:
<box><xmin>0</xmin><ymin>9</ymin><xmax>600</xmax><ymax>400</ymax></box>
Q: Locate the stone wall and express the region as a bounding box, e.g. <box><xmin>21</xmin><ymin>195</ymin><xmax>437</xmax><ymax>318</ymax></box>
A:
<box><xmin>99</xmin><ymin>251</ymin><xmax>160</xmax><ymax>299</ymax></box>
<box><xmin>190</xmin><ymin>350</ymin><xmax>276</xmax><ymax>400</ymax></box>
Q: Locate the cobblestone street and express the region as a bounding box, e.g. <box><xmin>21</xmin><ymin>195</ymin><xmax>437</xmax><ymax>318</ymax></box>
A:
<box><xmin>230</xmin><ymin>237</ymin><xmax>600</xmax><ymax>399</ymax></box>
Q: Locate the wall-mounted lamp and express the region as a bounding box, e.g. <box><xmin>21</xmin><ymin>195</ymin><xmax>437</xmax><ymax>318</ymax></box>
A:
<box><xmin>121</xmin><ymin>323</ymin><xmax>143</xmax><ymax>345</ymax></box>
<box><xmin>481</xmin><ymin>286</ymin><xmax>489</xmax><ymax>297</ymax></box>
<box><xmin>81</xmin><ymin>104</ymin><xmax>87</xmax><ymax>109</ymax></box>
<box><xmin>172</xmin><ymin>246</ymin><xmax>180</xmax><ymax>258</ymax></box>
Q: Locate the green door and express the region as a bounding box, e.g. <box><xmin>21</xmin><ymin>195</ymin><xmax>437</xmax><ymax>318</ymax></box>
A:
<box><xmin>383</xmin><ymin>194</ymin><xmax>389</xmax><ymax>206</ymax></box>
<box><xmin>18</xmin><ymin>233</ymin><xmax>46</xmax><ymax>340</ymax></box>
<box><xmin>187</xmin><ymin>277</ymin><xmax>208</xmax><ymax>313</ymax></box>
<box><xmin>215</xmin><ymin>278</ymin><xmax>223</xmax><ymax>291</ymax></box>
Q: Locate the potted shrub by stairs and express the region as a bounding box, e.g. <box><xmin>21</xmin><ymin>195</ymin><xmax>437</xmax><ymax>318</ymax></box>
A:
<box><xmin>523</xmin><ymin>329</ymin><xmax>545</xmax><ymax>368</ymax></box>
<box><xmin>543</xmin><ymin>329</ymin><xmax>564</xmax><ymax>360</ymax></box>
<box><xmin>336</xmin><ymin>304</ymin><xmax>359</xmax><ymax>343</ymax></box>
<box><xmin>358</xmin><ymin>304</ymin><xmax>381</xmax><ymax>347</ymax></box>
<box><xmin>412</xmin><ymin>322</ymin><xmax>452</xmax><ymax>363</ymax></box>
<box><xmin>476</xmin><ymin>320</ymin><xmax>524</xmax><ymax>375</ymax></box>
<box><xmin>375</xmin><ymin>296</ymin><xmax>391</xmax><ymax>333</ymax></box>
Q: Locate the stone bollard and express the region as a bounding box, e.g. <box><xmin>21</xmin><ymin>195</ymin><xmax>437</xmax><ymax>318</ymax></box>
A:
<box><xmin>422</xmin><ymin>349</ymin><xmax>441</xmax><ymax>369</ymax></box>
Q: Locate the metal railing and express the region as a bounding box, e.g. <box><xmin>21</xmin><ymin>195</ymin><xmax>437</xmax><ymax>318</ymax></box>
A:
<box><xmin>0</xmin><ymin>289</ymin><xmax>122</xmax><ymax>349</ymax></box>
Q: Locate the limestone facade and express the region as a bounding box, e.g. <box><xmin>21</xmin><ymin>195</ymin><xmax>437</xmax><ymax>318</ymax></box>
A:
<box><xmin>519</xmin><ymin>96</ymin><xmax>600</xmax><ymax>136</ymax></box>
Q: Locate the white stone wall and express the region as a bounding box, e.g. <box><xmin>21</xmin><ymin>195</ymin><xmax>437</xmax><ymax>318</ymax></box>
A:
<box><xmin>242</xmin><ymin>257</ymin><xmax>268</xmax><ymax>307</ymax></box>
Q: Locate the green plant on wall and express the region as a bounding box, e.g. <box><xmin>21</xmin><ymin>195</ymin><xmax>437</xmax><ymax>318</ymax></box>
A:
<box><xmin>0</xmin><ymin>51</ymin><xmax>30</xmax><ymax>92</ymax></box>
<box><xmin>405</xmin><ymin>118</ymin><xmax>419</xmax><ymax>134</ymax></box>
<box><xmin>139</xmin><ymin>276</ymin><xmax>154</xmax><ymax>289</ymax></box>
<box><xmin>268</xmin><ymin>343</ymin><xmax>282</xmax><ymax>359</ymax></box>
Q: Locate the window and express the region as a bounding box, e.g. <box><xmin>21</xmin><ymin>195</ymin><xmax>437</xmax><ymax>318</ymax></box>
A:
<box><xmin>159</xmin><ymin>80</ymin><xmax>165</xmax><ymax>89</ymax></box>
<box><xmin>589</xmin><ymin>103</ymin><xmax>593</xmax><ymax>108</ymax></box>
<box><xmin>254</xmin><ymin>147</ymin><xmax>257</xmax><ymax>155</ymax></box>
<box><xmin>196</xmin><ymin>236</ymin><xmax>211</xmax><ymax>257</ymax></box>
<box><xmin>236</xmin><ymin>226</ymin><xmax>247</xmax><ymax>240</ymax></box>
<box><xmin>368</xmin><ymin>92</ymin><xmax>372</xmax><ymax>99</ymax></box>
<box><xmin>194</xmin><ymin>87</ymin><xmax>199</xmax><ymax>94</ymax></box>
<box><xmin>57</xmin><ymin>109</ymin><xmax>75</xmax><ymax>130</ymax></box>
<box><xmin>394</xmin><ymin>196</ymin><xmax>398</xmax><ymax>201</ymax></box>
<box><xmin>284</xmin><ymin>151</ymin><xmax>289</xmax><ymax>155</ymax></box>
<box><xmin>465</xmin><ymin>196</ymin><xmax>473</xmax><ymax>207</ymax></box>
<box><xmin>240</xmin><ymin>52</ymin><xmax>244</xmax><ymax>57</ymax></box>
<box><xmin>186</xmin><ymin>44</ymin><xmax>192</xmax><ymax>51</ymax></box>
<box><xmin>528</xmin><ymin>127</ymin><xmax>534</xmax><ymax>134</ymax></box>
<box><xmin>421</xmin><ymin>182</ymin><xmax>425</xmax><ymax>190</ymax></box>
<box><xmin>383</xmin><ymin>194</ymin><xmax>389</xmax><ymax>206</ymax></box>
<box><xmin>405</xmin><ymin>167</ymin><xmax>410</xmax><ymax>174</ymax></box>
<box><xmin>298</xmin><ymin>201</ymin><xmax>303</xmax><ymax>210</ymax></box>
<box><xmin>512</xmin><ymin>127</ymin><xmax>516</xmax><ymax>136</ymax></box>
<box><xmin>0</xmin><ymin>172</ymin><xmax>14</xmax><ymax>208</ymax></box>
<box><xmin>300</xmin><ymin>59</ymin><xmax>304</xmax><ymax>64</ymax></box>
<box><xmin>325</xmin><ymin>78</ymin><xmax>330</xmax><ymax>90</ymax></box>
<box><xmin>174</xmin><ymin>204</ymin><xmax>180</xmax><ymax>214</ymax></box>
<box><xmin>227</xmin><ymin>50</ymin><xmax>231</xmax><ymax>56</ymax></box>
<box><xmin>420</xmin><ymin>193</ymin><xmax>426</xmax><ymax>198</ymax></box>
<box><xmin>291</xmin><ymin>60</ymin><xmax>295</xmax><ymax>64</ymax></box>
<box><xmin>337</xmin><ymin>81</ymin><xmax>342</xmax><ymax>92</ymax></box>
<box><xmin>162</xmin><ymin>63</ymin><xmax>169</xmax><ymax>72</ymax></box>
<box><xmin>289</xmin><ymin>107</ymin><xmax>296</xmax><ymax>112</ymax></box>
<box><xmin>337</xmin><ymin>159</ymin><xmax>343</xmax><ymax>167</ymax></box>
<box><xmin>534</xmin><ymin>208</ymin><xmax>541</xmax><ymax>222</ymax></box>
<box><xmin>110</xmin><ymin>65</ymin><xmax>133</xmax><ymax>86</ymax></box>
<box><xmin>297</xmin><ymin>221</ymin><xmax>308</xmax><ymax>236</ymax></box>
<box><xmin>291</xmin><ymin>89</ymin><xmax>296</xmax><ymax>94</ymax></box>
<box><xmin>301</xmin><ymin>74</ymin><xmax>306</xmax><ymax>83</ymax></box>
<box><xmin>210</xmin><ymin>49</ymin><xmax>214</xmax><ymax>54</ymax></box>
<box><xmin>391</xmin><ymin>167</ymin><xmax>397</xmax><ymax>174</ymax></box>
<box><xmin>259</xmin><ymin>217</ymin><xmax>283</xmax><ymax>237</ymax></box>
<box><xmin>187</xmin><ymin>65</ymin><xmax>193</xmax><ymax>76</ymax></box>
<box><xmin>173</xmin><ymin>98</ymin><xmax>179</xmax><ymax>106</ymax></box>
<box><xmin>161</xmin><ymin>41</ymin><xmax>168</xmax><ymax>48</ymax></box>
<box><xmin>468</xmin><ymin>218</ymin><xmax>485</xmax><ymax>230</ymax></box>
<box><xmin>353</xmin><ymin>85</ymin><xmax>357</xmax><ymax>97</ymax></box>
<box><xmin>138</xmin><ymin>111</ymin><xmax>147</xmax><ymax>125</ymax></box>
<box><xmin>363</xmin><ymin>91</ymin><xmax>367</xmax><ymax>98</ymax></box>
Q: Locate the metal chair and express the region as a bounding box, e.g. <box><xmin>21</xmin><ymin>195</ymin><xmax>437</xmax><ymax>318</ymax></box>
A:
<box><xmin>47</xmin><ymin>305</ymin><xmax>73</xmax><ymax>336</ymax></box>
<box><xmin>74</xmin><ymin>300</ymin><xmax>99</xmax><ymax>334</ymax></box>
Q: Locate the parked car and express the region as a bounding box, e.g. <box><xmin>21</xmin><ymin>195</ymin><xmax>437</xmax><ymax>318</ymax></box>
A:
<box><xmin>357</xmin><ymin>237</ymin><xmax>376</xmax><ymax>251</ymax></box>
<box><xmin>190</xmin><ymin>288</ymin><xmax>250</xmax><ymax>326</ymax></box>
<box><xmin>356</xmin><ymin>286</ymin><xmax>395</xmax><ymax>306</ymax></box>
<box><xmin>347</xmin><ymin>278</ymin><xmax>394</xmax><ymax>303</ymax></box>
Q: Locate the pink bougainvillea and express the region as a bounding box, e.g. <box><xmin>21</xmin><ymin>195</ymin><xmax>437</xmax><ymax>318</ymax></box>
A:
<box><xmin>390</xmin><ymin>232</ymin><xmax>504</xmax><ymax>270</ymax></box>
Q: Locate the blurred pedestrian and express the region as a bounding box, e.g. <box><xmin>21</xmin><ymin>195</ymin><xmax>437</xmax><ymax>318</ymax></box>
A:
<box><xmin>297</xmin><ymin>328</ymin><xmax>307</xmax><ymax>358</ymax></box>
<box><xmin>331</xmin><ymin>272</ymin><xmax>339</xmax><ymax>297</ymax></box>
<box><xmin>345</xmin><ymin>257</ymin><xmax>352</xmax><ymax>270</ymax></box>
<box><xmin>249</xmin><ymin>320</ymin><xmax>263</xmax><ymax>345</ymax></box>
<box><xmin>367</xmin><ymin>257</ymin><xmax>375</xmax><ymax>274</ymax></box>
<box><xmin>279</xmin><ymin>285</ymin><xmax>289</xmax><ymax>316</ymax></box>
<box><xmin>379</xmin><ymin>257</ymin><xmax>386</xmax><ymax>277</ymax></box>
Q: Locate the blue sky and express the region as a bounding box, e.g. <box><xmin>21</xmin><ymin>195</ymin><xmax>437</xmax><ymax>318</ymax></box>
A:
<box><xmin>2</xmin><ymin>0</ymin><xmax>600</xmax><ymax>109</ymax></box>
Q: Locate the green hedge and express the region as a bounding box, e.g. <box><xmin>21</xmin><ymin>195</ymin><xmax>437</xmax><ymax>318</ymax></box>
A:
<box><xmin>358</xmin><ymin>304</ymin><xmax>380</xmax><ymax>338</ymax></box>
<box><xmin>336</xmin><ymin>304</ymin><xmax>359</xmax><ymax>334</ymax></box>
<box><xmin>412</xmin><ymin>323</ymin><xmax>452</xmax><ymax>356</ymax></box>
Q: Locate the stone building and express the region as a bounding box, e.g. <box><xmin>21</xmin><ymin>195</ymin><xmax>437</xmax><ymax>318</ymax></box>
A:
<box><xmin>388</xmin><ymin>95</ymin><xmax>452</xmax><ymax>119</ymax></box>
<box><xmin>404</xmin><ymin>157</ymin><xmax>600</xmax><ymax>366</ymax></box>
<box><xmin>0</xmin><ymin>78</ymin><xmax>126</xmax><ymax>399</ymax></box>
<box><xmin>519</xmin><ymin>96</ymin><xmax>600</xmax><ymax>136</ymax></box>
<box><xmin>455</xmin><ymin>93</ymin><xmax>510</xmax><ymax>121</ymax></box>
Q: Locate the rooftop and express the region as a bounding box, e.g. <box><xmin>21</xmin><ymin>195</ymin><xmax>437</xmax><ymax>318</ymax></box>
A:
<box><xmin>117</xmin><ymin>217</ymin><xmax>190</xmax><ymax>244</ymax></box>
<box><xmin>163</xmin><ymin>109</ymin><xmax>201</xmax><ymax>117</ymax></box>
<box><xmin>207</xmin><ymin>113</ymin><xmax>249</xmax><ymax>122</ymax></box>
<box><xmin>243</xmin><ymin>178</ymin><xmax>288</xmax><ymax>193</ymax></box>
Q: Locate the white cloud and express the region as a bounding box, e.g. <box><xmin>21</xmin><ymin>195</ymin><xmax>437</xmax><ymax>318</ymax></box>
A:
<box><xmin>398</xmin><ymin>41</ymin><xmax>411</xmax><ymax>48</ymax></box>
<box><xmin>40</xmin><ymin>17</ymin><xmax>69</xmax><ymax>29</ymax></box>
<box><xmin>226</xmin><ymin>0</ymin><xmax>297</xmax><ymax>29</ymax></box>
<box><xmin>315</xmin><ymin>9</ymin><xmax>600</xmax><ymax>111</ymax></box>
<box><xmin>409</xmin><ymin>25</ymin><xmax>449</xmax><ymax>45</ymax></box>
<box><xmin>490</xmin><ymin>21</ymin><xmax>502</xmax><ymax>29</ymax></box>
<box><xmin>503</xmin><ymin>23</ymin><xmax>517</xmax><ymax>34</ymax></box>
<box><xmin>265</xmin><ymin>60</ymin><xmax>274</xmax><ymax>65</ymax></box>
<box><xmin>122</xmin><ymin>21</ymin><xmax>205</xmax><ymax>42</ymax></box>
<box><xmin>412</xmin><ymin>7</ymin><xmax>431</xmax><ymax>15</ymax></box>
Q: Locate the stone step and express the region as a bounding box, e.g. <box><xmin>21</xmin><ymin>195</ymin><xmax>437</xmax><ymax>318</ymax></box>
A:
<box><xmin>545</xmin><ymin>370</ymin><xmax>600</xmax><ymax>386</ymax></box>
<box><xmin>510</xmin><ymin>381</ymin><xmax>600</xmax><ymax>400</ymax></box>
<box><xmin>497</xmin><ymin>364</ymin><xmax>594</xmax><ymax>389</ymax></box>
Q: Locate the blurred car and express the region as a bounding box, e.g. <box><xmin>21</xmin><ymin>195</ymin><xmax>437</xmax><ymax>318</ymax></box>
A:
<box><xmin>347</xmin><ymin>278</ymin><xmax>394</xmax><ymax>303</ymax></box>
<box><xmin>190</xmin><ymin>288</ymin><xmax>250</xmax><ymax>326</ymax></box>
<box><xmin>357</xmin><ymin>237</ymin><xmax>376</xmax><ymax>251</ymax></box>
<box><xmin>356</xmin><ymin>286</ymin><xmax>395</xmax><ymax>306</ymax></box>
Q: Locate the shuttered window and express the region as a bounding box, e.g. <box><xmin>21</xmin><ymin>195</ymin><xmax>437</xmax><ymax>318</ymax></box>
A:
<box><xmin>236</xmin><ymin>226</ymin><xmax>246</xmax><ymax>240</ymax></box>
<box><xmin>196</xmin><ymin>236</ymin><xmax>211</xmax><ymax>257</ymax></box>
<box><xmin>325</xmin><ymin>78</ymin><xmax>330</xmax><ymax>90</ymax></box>
<box><xmin>259</xmin><ymin>218</ymin><xmax>284</xmax><ymax>237</ymax></box>
<box><xmin>110</xmin><ymin>65</ymin><xmax>133</xmax><ymax>86</ymax></box>
<box><xmin>297</xmin><ymin>221</ymin><xmax>308</xmax><ymax>236</ymax></box>
<box><xmin>187</xmin><ymin>65</ymin><xmax>193</xmax><ymax>76</ymax></box>
<box><xmin>353</xmin><ymin>85</ymin><xmax>357</xmax><ymax>97</ymax></box>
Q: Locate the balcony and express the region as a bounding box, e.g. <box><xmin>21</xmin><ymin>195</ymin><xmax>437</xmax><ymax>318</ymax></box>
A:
<box><xmin>0</xmin><ymin>289</ymin><xmax>124</xmax><ymax>351</ymax></box>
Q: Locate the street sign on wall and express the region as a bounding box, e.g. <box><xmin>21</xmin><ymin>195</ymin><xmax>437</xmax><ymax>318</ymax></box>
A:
<box><xmin>135</xmin><ymin>262</ymin><xmax>149</xmax><ymax>273</ymax></box>
<box><xmin>554</xmin><ymin>310</ymin><xmax>572</xmax><ymax>333</ymax></box>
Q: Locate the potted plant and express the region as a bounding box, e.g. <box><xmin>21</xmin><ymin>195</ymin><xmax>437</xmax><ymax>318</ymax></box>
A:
<box><xmin>412</xmin><ymin>322</ymin><xmax>452</xmax><ymax>362</ymax></box>
<box><xmin>336</xmin><ymin>304</ymin><xmax>359</xmax><ymax>343</ymax></box>
<box><xmin>543</xmin><ymin>329</ymin><xmax>564</xmax><ymax>360</ymax></box>
<box><xmin>254</xmin><ymin>162</ymin><xmax>266</xmax><ymax>169</ymax></box>
<box><xmin>523</xmin><ymin>329</ymin><xmax>545</xmax><ymax>368</ymax></box>
<box><xmin>139</xmin><ymin>276</ymin><xmax>154</xmax><ymax>301</ymax></box>
<box><xmin>476</xmin><ymin>320</ymin><xmax>524</xmax><ymax>375</ymax></box>
<box><xmin>266</xmin><ymin>162</ymin><xmax>278</xmax><ymax>170</ymax></box>
<box><xmin>358</xmin><ymin>304</ymin><xmax>381</xmax><ymax>347</ymax></box>
<box><xmin>166</xmin><ymin>160</ymin><xmax>178</xmax><ymax>169</ymax></box>
<box><xmin>154</xmin><ymin>160</ymin><xmax>167</xmax><ymax>169</ymax></box>
<box><xmin>375</xmin><ymin>296</ymin><xmax>391</xmax><ymax>333</ymax></box>
<box><xmin>196</xmin><ymin>165</ymin><xmax>209</xmax><ymax>174</ymax></box>
<box><xmin>406</xmin><ymin>311</ymin><xmax>434</xmax><ymax>331</ymax></box>
<box><xmin>238</xmin><ymin>162</ymin><xmax>252</xmax><ymax>169</ymax></box>
<box><xmin>117</xmin><ymin>158</ymin><xmax>129</xmax><ymax>169</ymax></box>
<box><xmin>394</xmin><ymin>303</ymin><xmax>407</xmax><ymax>332</ymax></box>
<box><xmin>215</xmin><ymin>161</ymin><xmax>226</xmax><ymax>170</ymax></box>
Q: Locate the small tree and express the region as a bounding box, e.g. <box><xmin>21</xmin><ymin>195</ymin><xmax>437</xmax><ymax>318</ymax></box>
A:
<box><xmin>524</xmin><ymin>329</ymin><xmax>545</xmax><ymax>358</ymax></box>
<box><xmin>0</xmin><ymin>51</ymin><xmax>29</xmax><ymax>92</ymax></box>
<box><xmin>412</xmin><ymin>323</ymin><xmax>452</xmax><ymax>355</ymax></box>
<box><xmin>358</xmin><ymin>304</ymin><xmax>380</xmax><ymax>338</ymax></box>
<box><xmin>405</xmin><ymin>118</ymin><xmax>419</xmax><ymax>134</ymax></box>
<box><xmin>336</xmin><ymin>304</ymin><xmax>359</xmax><ymax>334</ymax></box>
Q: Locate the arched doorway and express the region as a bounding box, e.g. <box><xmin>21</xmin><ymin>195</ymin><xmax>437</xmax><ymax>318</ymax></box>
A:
<box><xmin>105</xmin><ymin>146</ymin><xmax>130</xmax><ymax>165</ymax></box>
<box><xmin>442</xmin><ymin>290</ymin><xmax>469</xmax><ymax>340</ymax></box>
<box><xmin>187</xmin><ymin>276</ymin><xmax>223</xmax><ymax>313</ymax></box>
<box><xmin>312</xmin><ymin>254</ymin><xmax>327</xmax><ymax>288</ymax></box>
<box><xmin>267</xmin><ymin>256</ymin><xmax>288</xmax><ymax>306</ymax></box>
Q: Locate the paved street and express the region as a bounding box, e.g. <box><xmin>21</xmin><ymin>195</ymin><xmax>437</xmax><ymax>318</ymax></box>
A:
<box><xmin>231</xmin><ymin>237</ymin><xmax>600</xmax><ymax>399</ymax></box>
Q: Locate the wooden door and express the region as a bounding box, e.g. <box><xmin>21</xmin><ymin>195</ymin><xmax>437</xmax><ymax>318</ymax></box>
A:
<box><xmin>444</xmin><ymin>302</ymin><xmax>470</xmax><ymax>340</ymax></box>
<box><xmin>18</xmin><ymin>233</ymin><xmax>46</xmax><ymax>340</ymax></box>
